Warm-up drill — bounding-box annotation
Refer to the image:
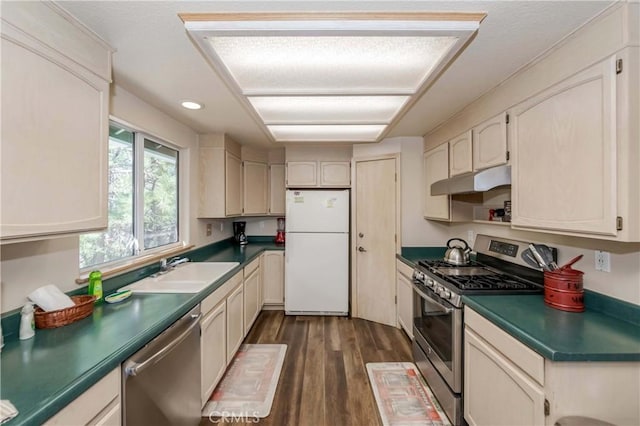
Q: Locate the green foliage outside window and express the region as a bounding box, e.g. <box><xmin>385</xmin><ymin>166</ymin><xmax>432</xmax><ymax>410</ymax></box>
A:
<box><xmin>79</xmin><ymin>124</ymin><xmax>179</xmax><ymax>269</ymax></box>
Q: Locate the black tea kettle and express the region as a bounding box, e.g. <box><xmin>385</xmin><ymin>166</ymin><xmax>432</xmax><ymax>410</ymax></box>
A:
<box><xmin>444</xmin><ymin>238</ymin><xmax>471</xmax><ymax>265</ymax></box>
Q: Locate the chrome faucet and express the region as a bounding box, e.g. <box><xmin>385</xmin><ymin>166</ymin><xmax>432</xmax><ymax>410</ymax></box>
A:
<box><xmin>159</xmin><ymin>256</ymin><xmax>189</xmax><ymax>273</ymax></box>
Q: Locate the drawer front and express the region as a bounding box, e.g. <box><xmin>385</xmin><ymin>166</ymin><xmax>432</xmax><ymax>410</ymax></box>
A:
<box><xmin>464</xmin><ymin>307</ymin><xmax>544</xmax><ymax>385</ymax></box>
<box><xmin>396</xmin><ymin>259</ymin><xmax>414</xmax><ymax>279</ymax></box>
<box><xmin>201</xmin><ymin>270</ymin><xmax>243</xmax><ymax>315</ymax></box>
<box><xmin>244</xmin><ymin>257</ymin><xmax>260</xmax><ymax>276</ymax></box>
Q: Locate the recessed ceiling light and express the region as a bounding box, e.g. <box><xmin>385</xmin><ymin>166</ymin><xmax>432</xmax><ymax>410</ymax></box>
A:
<box><xmin>181</xmin><ymin>100</ymin><xmax>204</xmax><ymax>110</ymax></box>
<box><xmin>182</xmin><ymin>13</ymin><xmax>484</xmax><ymax>143</ymax></box>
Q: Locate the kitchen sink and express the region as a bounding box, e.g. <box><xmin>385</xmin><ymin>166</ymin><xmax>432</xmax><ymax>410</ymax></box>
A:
<box><xmin>120</xmin><ymin>262</ymin><xmax>240</xmax><ymax>294</ymax></box>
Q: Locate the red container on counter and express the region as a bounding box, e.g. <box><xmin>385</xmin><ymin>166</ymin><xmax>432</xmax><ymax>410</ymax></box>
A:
<box><xmin>544</xmin><ymin>268</ymin><xmax>585</xmax><ymax>312</ymax></box>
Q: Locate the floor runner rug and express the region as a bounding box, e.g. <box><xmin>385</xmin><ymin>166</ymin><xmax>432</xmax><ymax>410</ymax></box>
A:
<box><xmin>202</xmin><ymin>344</ymin><xmax>287</xmax><ymax>419</ymax></box>
<box><xmin>367</xmin><ymin>362</ymin><xmax>452</xmax><ymax>426</ymax></box>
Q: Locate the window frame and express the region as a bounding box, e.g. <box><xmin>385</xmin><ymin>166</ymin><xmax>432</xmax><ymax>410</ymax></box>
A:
<box><xmin>79</xmin><ymin>118</ymin><xmax>185</xmax><ymax>272</ymax></box>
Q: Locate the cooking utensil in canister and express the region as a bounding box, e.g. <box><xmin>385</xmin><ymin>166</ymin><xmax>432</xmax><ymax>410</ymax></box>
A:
<box><xmin>529</xmin><ymin>244</ymin><xmax>551</xmax><ymax>270</ymax></box>
<box><xmin>535</xmin><ymin>244</ymin><xmax>558</xmax><ymax>269</ymax></box>
<box><xmin>444</xmin><ymin>238</ymin><xmax>471</xmax><ymax>265</ymax></box>
<box><xmin>557</xmin><ymin>254</ymin><xmax>584</xmax><ymax>271</ymax></box>
<box><xmin>521</xmin><ymin>249</ymin><xmax>542</xmax><ymax>269</ymax></box>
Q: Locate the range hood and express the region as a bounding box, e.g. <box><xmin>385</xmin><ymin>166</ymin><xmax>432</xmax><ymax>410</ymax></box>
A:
<box><xmin>431</xmin><ymin>165</ymin><xmax>511</xmax><ymax>195</ymax></box>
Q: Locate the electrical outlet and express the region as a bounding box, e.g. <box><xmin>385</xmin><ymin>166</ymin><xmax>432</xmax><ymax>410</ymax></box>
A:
<box><xmin>595</xmin><ymin>250</ymin><xmax>611</xmax><ymax>272</ymax></box>
<box><xmin>260</xmin><ymin>220</ymin><xmax>265</xmax><ymax>229</ymax></box>
<box><xmin>467</xmin><ymin>230</ymin><xmax>475</xmax><ymax>246</ymax></box>
<box><xmin>206</xmin><ymin>223</ymin><xmax>212</xmax><ymax>236</ymax></box>
<box><xmin>220</xmin><ymin>222</ymin><xmax>224</xmax><ymax>232</ymax></box>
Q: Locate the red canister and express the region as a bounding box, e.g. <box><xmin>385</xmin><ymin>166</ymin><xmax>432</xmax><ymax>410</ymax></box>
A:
<box><xmin>544</xmin><ymin>268</ymin><xmax>585</xmax><ymax>312</ymax></box>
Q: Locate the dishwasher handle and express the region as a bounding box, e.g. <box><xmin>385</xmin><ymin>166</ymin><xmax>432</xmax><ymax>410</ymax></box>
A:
<box><xmin>125</xmin><ymin>312</ymin><xmax>201</xmax><ymax>377</ymax></box>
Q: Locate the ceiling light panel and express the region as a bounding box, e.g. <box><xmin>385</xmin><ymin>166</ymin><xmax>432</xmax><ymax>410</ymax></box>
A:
<box><xmin>207</xmin><ymin>36</ymin><xmax>458</xmax><ymax>94</ymax></box>
<box><xmin>248</xmin><ymin>96</ymin><xmax>410</xmax><ymax>124</ymax></box>
<box><xmin>183</xmin><ymin>13</ymin><xmax>483</xmax><ymax>143</ymax></box>
<box><xmin>268</xmin><ymin>124</ymin><xmax>386</xmax><ymax>142</ymax></box>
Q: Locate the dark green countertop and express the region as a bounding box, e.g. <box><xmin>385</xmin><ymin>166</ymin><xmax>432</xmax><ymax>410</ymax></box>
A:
<box><xmin>397</xmin><ymin>246</ymin><xmax>447</xmax><ymax>267</ymax></box>
<box><xmin>0</xmin><ymin>238</ymin><xmax>284</xmax><ymax>426</ymax></box>
<box><xmin>396</xmin><ymin>250</ymin><xmax>639</xmax><ymax>363</ymax></box>
<box><xmin>463</xmin><ymin>294</ymin><xmax>640</xmax><ymax>362</ymax></box>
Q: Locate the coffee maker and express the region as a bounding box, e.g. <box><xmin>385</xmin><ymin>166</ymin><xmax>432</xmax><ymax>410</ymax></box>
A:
<box><xmin>233</xmin><ymin>221</ymin><xmax>248</xmax><ymax>245</ymax></box>
<box><xmin>275</xmin><ymin>217</ymin><xmax>285</xmax><ymax>245</ymax></box>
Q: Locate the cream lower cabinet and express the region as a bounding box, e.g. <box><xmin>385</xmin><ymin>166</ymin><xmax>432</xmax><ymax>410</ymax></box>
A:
<box><xmin>423</xmin><ymin>144</ymin><xmax>450</xmax><ymax>220</ymax></box>
<box><xmin>510</xmin><ymin>55</ymin><xmax>618</xmax><ymax>237</ymax></box>
<box><xmin>395</xmin><ymin>260</ymin><xmax>414</xmax><ymax>339</ymax></box>
<box><xmin>262</xmin><ymin>251</ymin><xmax>284</xmax><ymax>308</ymax></box>
<box><xmin>200</xmin><ymin>299</ymin><xmax>226</xmax><ymax>407</ymax></box>
<box><xmin>243</xmin><ymin>160</ymin><xmax>268</xmax><ymax>215</ymax></box>
<box><xmin>44</xmin><ymin>368</ymin><xmax>120</xmax><ymax>426</ymax></box>
<box><xmin>464</xmin><ymin>310</ymin><xmax>545</xmax><ymax>426</ymax></box>
<box><xmin>226</xmin><ymin>280</ymin><xmax>244</xmax><ymax>362</ymax></box>
<box><xmin>465</xmin><ymin>307</ymin><xmax>640</xmax><ymax>426</ymax></box>
<box><xmin>1</xmin><ymin>2</ymin><xmax>112</xmax><ymax>241</ymax></box>
<box><xmin>243</xmin><ymin>257</ymin><xmax>261</xmax><ymax>335</ymax></box>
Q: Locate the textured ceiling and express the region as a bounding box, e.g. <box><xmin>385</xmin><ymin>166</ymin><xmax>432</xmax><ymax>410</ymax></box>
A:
<box><xmin>58</xmin><ymin>1</ymin><xmax>615</xmax><ymax>148</ymax></box>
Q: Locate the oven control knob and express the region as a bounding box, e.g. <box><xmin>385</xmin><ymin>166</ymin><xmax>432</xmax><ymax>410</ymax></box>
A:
<box><xmin>441</xmin><ymin>289</ymin><xmax>452</xmax><ymax>299</ymax></box>
<box><xmin>426</xmin><ymin>279</ymin><xmax>434</xmax><ymax>288</ymax></box>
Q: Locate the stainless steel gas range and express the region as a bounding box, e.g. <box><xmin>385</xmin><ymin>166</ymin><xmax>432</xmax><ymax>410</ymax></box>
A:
<box><xmin>411</xmin><ymin>234</ymin><xmax>553</xmax><ymax>425</ymax></box>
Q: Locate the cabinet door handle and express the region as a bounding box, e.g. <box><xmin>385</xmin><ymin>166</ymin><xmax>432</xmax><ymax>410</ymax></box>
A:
<box><xmin>359</xmin><ymin>232</ymin><xmax>364</xmax><ymax>238</ymax></box>
<box><xmin>358</xmin><ymin>246</ymin><xmax>367</xmax><ymax>252</ymax></box>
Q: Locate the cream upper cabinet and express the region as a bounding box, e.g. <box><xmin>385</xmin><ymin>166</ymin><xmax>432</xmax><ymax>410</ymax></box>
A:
<box><xmin>1</xmin><ymin>2</ymin><xmax>112</xmax><ymax>242</ymax></box>
<box><xmin>449</xmin><ymin>131</ymin><xmax>473</xmax><ymax>177</ymax></box>
<box><xmin>199</xmin><ymin>134</ymin><xmax>242</xmax><ymax>218</ymax></box>
<box><xmin>395</xmin><ymin>260</ymin><xmax>414</xmax><ymax>339</ymax></box>
<box><xmin>472</xmin><ymin>112</ymin><xmax>508</xmax><ymax>171</ymax></box>
<box><xmin>510</xmin><ymin>56</ymin><xmax>617</xmax><ymax>237</ymax></box>
<box><xmin>319</xmin><ymin>161</ymin><xmax>351</xmax><ymax>187</ymax></box>
<box><xmin>423</xmin><ymin>144</ymin><xmax>450</xmax><ymax>220</ymax></box>
<box><xmin>262</xmin><ymin>251</ymin><xmax>284</xmax><ymax>307</ymax></box>
<box><xmin>286</xmin><ymin>161</ymin><xmax>318</xmax><ymax>187</ymax></box>
<box><xmin>243</xmin><ymin>160</ymin><xmax>268</xmax><ymax>215</ymax></box>
<box><xmin>286</xmin><ymin>161</ymin><xmax>351</xmax><ymax>188</ymax></box>
<box><xmin>225</xmin><ymin>152</ymin><xmax>243</xmax><ymax>216</ymax></box>
<box><xmin>269</xmin><ymin>164</ymin><xmax>286</xmax><ymax>215</ymax></box>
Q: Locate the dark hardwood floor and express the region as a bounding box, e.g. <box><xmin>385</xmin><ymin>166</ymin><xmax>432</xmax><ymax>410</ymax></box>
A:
<box><xmin>200</xmin><ymin>310</ymin><xmax>413</xmax><ymax>426</ymax></box>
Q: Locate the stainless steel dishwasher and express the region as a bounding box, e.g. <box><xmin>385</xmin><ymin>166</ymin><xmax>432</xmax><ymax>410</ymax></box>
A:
<box><xmin>122</xmin><ymin>305</ymin><xmax>202</xmax><ymax>425</ymax></box>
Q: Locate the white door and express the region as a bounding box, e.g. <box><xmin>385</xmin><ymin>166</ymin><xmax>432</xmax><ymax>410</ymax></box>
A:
<box><xmin>286</xmin><ymin>190</ymin><xmax>349</xmax><ymax>232</ymax></box>
<box><xmin>285</xmin><ymin>232</ymin><xmax>349</xmax><ymax>314</ymax></box>
<box><xmin>354</xmin><ymin>157</ymin><xmax>398</xmax><ymax>326</ymax></box>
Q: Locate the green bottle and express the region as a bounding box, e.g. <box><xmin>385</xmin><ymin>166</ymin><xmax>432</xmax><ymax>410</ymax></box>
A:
<box><xmin>88</xmin><ymin>270</ymin><xmax>103</xmax><ymax>303</ymax></box>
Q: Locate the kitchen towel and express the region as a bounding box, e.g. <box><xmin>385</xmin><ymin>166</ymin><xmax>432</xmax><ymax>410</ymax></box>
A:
<box><xmin>202</xmin><ymin>344</ymin><xmax>287</xmax><ymax>420</ymax></box>
<box><xmin>0</xmin><ymin>400</ymin><xmax>18</xmax><ymax>424</ymax></box>
<box><xmin>367</xmin><ymin>362</ymin><xmax>451</xmax><ymax>426</ymax></box>
<box><xmin>28</xmin><ymin>285</ymin><xmax>74</xmax><ymax>312</ymax></box>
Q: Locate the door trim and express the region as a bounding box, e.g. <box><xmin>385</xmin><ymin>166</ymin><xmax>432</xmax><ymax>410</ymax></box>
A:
<box><xmin>350</xmin><ymin>153</ymin><xmax>401</xmax><ymax>320</ymax></box>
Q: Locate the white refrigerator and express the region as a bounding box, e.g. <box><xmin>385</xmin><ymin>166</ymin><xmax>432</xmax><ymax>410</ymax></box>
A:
<box><xmin>285</xmin><ymin>189</ymin><xmax>349</xmax><ymax>315</ymax></box>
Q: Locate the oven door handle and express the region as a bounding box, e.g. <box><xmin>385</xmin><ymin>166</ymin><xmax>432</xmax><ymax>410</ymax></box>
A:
<box><xmin>413</xmin><ymin>285</ymin><xmax>454</xmax><ymax>314</ymax></box>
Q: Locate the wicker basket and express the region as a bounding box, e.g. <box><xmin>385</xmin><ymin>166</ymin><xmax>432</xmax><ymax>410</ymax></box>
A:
<box><xmin>34</xmin><ymin>295</ymin><xmax>97</xmax><ymax>329</ymax></box>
